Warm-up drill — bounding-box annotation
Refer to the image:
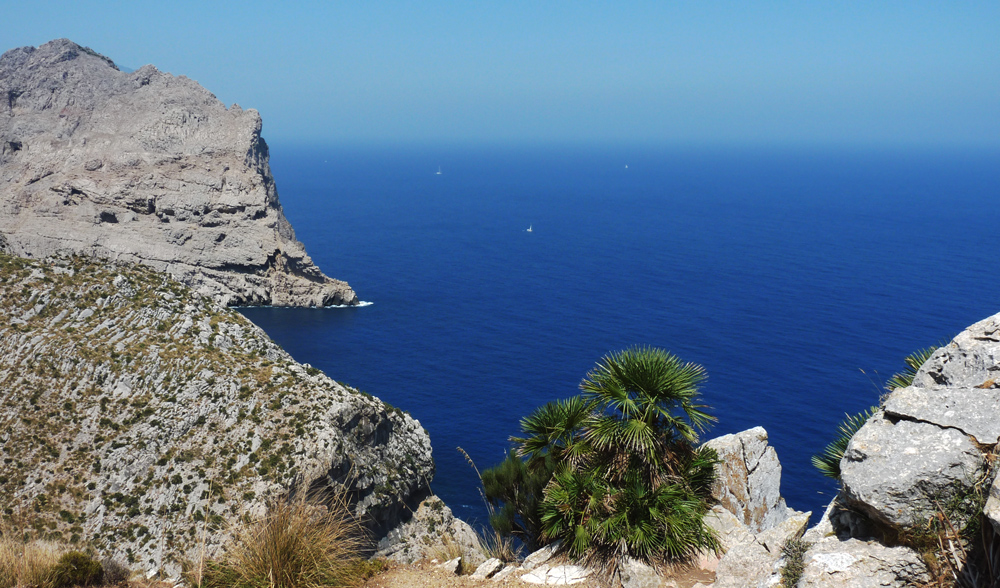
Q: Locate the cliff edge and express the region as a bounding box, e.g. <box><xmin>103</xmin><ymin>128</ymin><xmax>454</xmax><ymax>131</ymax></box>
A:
<box><xmin>0</xmin><ymin>39</ymin><xmax>357</xmax><ymax>307</ymax></box>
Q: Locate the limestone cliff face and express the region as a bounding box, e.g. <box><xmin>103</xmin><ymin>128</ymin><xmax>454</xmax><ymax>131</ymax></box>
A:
<box><xmin>0</xmin><ymin>39</ymin><xmax>357</xmax><ymax>307</ymax></box>
<box><xmin>0</xmin><ymin>253</ymin><xmax>429</xmax><ymax>575</ymax></box>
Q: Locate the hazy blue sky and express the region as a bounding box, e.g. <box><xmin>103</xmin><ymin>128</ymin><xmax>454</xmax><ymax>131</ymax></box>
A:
<box><xmin>3</xmin><ymin>1</ymin><xmax>998</xmax><ymax>147</ymax></box>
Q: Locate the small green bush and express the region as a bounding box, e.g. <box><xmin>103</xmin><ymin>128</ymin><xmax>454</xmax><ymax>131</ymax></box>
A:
<box><xmin>100</xmin><ymin>557</ymin><xmax>131</xmax><ymax>584</ymax></box>
<box><xmin>484</xmin><ymin>347</ymin><xmax>719</xmax><ymax>575</ymax></box>
<box><xmin>51</xmin><ymin>551</ymin><xmax>102</xmax><ymax>588</ymax></box>
<box><xmin>779</xmin><ymin>538</ymin><xmax>810</xmax><ymax>587</ymax></box>
<box><xmin>481</xmin><ymin>451</ymin><xmax>553</xmax><ymax>553</ymax></box>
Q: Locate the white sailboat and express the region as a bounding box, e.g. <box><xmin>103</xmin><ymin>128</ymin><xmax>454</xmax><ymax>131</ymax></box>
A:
<box><xmin>526</xmin><ymin>224</ymin><xmax>533</xmax><ymax>233</ymax></box>
<box><xmin>435</xmin><ymin>166</ymin><xmax>442</xmax><ymax>175</ymax></box>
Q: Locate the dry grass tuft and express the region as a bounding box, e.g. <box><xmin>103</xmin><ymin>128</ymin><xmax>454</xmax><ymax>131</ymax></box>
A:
<box><xmin>456</xmin><ymin>447</ymin><xmax>518</xmax><ymax>564</ymax></box>
<box><xmin>0</xmin><ymin>534</ymin><xmax>63</xmax><ymax>588</ymax></box>
<box><xmin>193</xmin><ymin>493</ymin><xmax>374</xmax><ymax>588</ymax></box>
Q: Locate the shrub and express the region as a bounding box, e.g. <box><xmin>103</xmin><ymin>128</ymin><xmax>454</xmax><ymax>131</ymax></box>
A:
<box><xmin>779</xmin><ymin>538</ymin><xmax>810</xmax><ymax>587</ymax></box>
<box><xmin>51</xmin><ymin>551</ymin><xmax>102</xmax><ymax>588</ymax></box>
<box><xmin>194</xmin><ymin>494</ymin><xmax>370</xmax><ymax>588</ymax></box>
<box><xmin>100</xmin><ymin>557</ymin><xmax>131</xmax><ymax>585</ymax></box>
<box><xmin>481</xmin><ymin>451</ymin><xmax>553</xmax><ymax>553</ymax></box>
<box><xmin>484</xmin><ymin>346</ymin><xmax>719</xmax><ymax>574</ymax></box>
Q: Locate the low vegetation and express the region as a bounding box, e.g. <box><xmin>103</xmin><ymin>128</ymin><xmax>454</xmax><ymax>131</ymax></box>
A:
<box><xmin>2</xmin><ymin>488</ymin><xmax>382</xmax><ymax>588</ymax></box>
<box><xmin>482</xmin><ymin>346</ymin><xmax>720</xmax><ymax>575</ymax></box>
<box><xmin>779</xmin><ymin>538</ymin><xmax>810</xmax><ymax>588</ymax></box>
<box><xmin>193</xmin><ymin>495</ymin><xmax>378</xmax><ymax>588</ymax></box>
<box><xmin>0</xmin><ymin>534</ymin><xmax>62</xmax><ymax>588</ymax></box>
<box><xmin>0</xmin><ymin>532</ymin><xmax>127</xmax><ymax>588</ymax></box>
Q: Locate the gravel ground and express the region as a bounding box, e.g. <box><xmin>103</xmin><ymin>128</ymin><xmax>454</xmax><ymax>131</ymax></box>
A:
<box><xmin>362</xmin><ymin>560</ymin><xmax>715</xmax><ymax>588</ymax></box>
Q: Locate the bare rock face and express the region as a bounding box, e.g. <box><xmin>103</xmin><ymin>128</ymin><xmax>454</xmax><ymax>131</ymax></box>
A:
<box><xmin>0</xmin><ymin>253</ymin><xmax>423</xmax><ymax>577</ymax></box>
<box><xmin>375</xmin><ymin>495</ymin><xmax>484</xmax><ymax>567</ymax></box>
<box><xmin>712</xmin><ymin>509</ymin><xmax>812</xmax><ymax>588</ymax></box>
<box><xmin>839</xmin><ymin>412</ymin><xmax>985</xmax><ymax>530</ymax></box>
<box><xmin>702</xmin><ymin>427</ymin><xmax>811</xmax><ymax>588</ymax></box>
<box><xmin>797</xmin><ymin>538</ymin><xmax>930</xmax><ymax>588</ymax></box>
<box><xmin>703</xmin><ymin>426</ymin><xmax>793</xmax><ymax>533</ymax></box>
<box><xmin>797</xmin><ymin>501</ymin><xmax>930</xmax><ymax>588</ymax></box>
<box><xmin>0</xmin><ymin>39</ymin><xmax>357</xmax><ymax>307</ymax></box>
<box><xmin>838</xmin><ymin>312</ymin><xmax>1000</xmax><ymax>533</ymax></box>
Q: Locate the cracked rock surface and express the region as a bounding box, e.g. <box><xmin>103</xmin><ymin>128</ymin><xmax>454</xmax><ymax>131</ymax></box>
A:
<box><xmin>703</xmin><ymin>426</ymin><xmax>793</xmax><ymax>533</ymax></box>
<box><xmin>840</xmin><ymin>413</ymin><xmax>985</xmax><ymax>529</ymax></box>
<box><xmin>0</xmin><ymin>39</ymin><xmax>357</xmax><ymax>307</ymax></box>
<box><xmin>839</xmin><ymin>312</ymin><xmax>1000</xmax><ymax>532</ymax></box>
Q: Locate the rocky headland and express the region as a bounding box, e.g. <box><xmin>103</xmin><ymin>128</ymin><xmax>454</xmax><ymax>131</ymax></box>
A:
<box><xmin>0</xmin><ymin>39</ymin><xmax>356</xmax><ymax>307</ymax></box>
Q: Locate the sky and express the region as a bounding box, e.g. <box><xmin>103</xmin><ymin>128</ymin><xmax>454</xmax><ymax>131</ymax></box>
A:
<box><xmin>2</xmin><ymin>1</ymin><xmax>998</xmax><ymax>148</ymax></box>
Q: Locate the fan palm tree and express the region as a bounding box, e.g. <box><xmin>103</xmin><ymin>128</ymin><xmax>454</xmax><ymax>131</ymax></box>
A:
<box><xmin>579</xmin><ymin>346</ymin><xmax>716</xmax><ymax>475</ymax></box>
<box><xmin>513</xmin><ymin>395</ymin><xmax>594</xmax><ymax>472</ymax></box>
<box><xmin>536</xmin><ymin>347</ymin><xmax>719</xmax><ymax>567</ymax></box>
<box><xmin>485</xmin><ymin>347</ymin><xmax>719</xmax><ymax>574</ymax></box>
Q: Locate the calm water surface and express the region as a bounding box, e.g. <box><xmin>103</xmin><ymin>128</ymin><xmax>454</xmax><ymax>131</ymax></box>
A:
<box><xmin>240</xmin><ymin>143</ymin><xmax>1000</xmax><ymax>526</ymax></box>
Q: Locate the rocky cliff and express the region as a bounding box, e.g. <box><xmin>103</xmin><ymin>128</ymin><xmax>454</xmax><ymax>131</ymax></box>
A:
<box><xmin>0</xmin><ymin>39</ymin><xmax>357</xmax><ymax>307</ymax></box>
<box><xmin>0</xmin><ymin>252</ymin><xmax>427</xmax><ymax>575</ymax></box>
<box><xmin>707</xmin><ymin>312</ymin><xmax>1000</xmax><ymax>588</ymax></box>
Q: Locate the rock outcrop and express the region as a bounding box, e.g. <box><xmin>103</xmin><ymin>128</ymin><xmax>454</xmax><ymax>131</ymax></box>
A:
<box><xmin>839</xmin><ymin>313</ymin><xmax>1000</xmax><ymax>532</ymax></box>
<box><xmin>375</xmin><ymin>495</ymin><xmax>484</xmax><ymax>567</ymax></box>
<box><xmin>0</xmin><ymin>253</ymin><xmax>425</xmax><ymax>576</ymax></box>
<box><xmin>0</xmin><ymin>39</ymin><xmax>357</xmax><ymax>307</ymax></box>
<box><xmin>759</xmin><ymin>311</ymin><xmax>1000</xmax><ymax>588</ymax></box>
<box><xmin>702</xmin><ymin>428</ymin><xmax>811</xmax><ymax>588</ymax></box>
<box><xmin>703</xmin><ymin>426</ymin><xmax>794</xmax><ymax>533</ymax></box>
<box><xmin>793</xmin><ymin>501</ymin><xmax>931</xmax><ymax>588</ymax></box>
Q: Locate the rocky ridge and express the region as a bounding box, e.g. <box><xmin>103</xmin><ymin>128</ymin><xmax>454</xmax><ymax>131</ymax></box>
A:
<box><xmin>0</xmin><ymin>39</ymin><xmax>357</xmax><ymax>307</ymax></box>
<box><xmin>0</xmin><ymin>252</ymin><xmax>426</xmax><ymax>576</ymax></box>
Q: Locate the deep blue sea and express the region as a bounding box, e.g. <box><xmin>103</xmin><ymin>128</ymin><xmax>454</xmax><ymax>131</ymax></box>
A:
<box><xmin>239</xmin><ymin>143</ymin><xmax>1000</xmax><ymax>528</ymax></box>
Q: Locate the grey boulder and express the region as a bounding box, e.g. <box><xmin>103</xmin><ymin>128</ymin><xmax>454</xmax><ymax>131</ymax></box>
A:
<box><xmin>839</xmin><ymin>412</ymin><xmax>985</xmax><ymax>530</ymax></box>
<box><xmin>798</xmin><ymin>537</ymin><xmax>929</xmax><ymax>587</ymax></box>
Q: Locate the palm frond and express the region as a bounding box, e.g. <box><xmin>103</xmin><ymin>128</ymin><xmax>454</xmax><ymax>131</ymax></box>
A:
<box><xmin>885</xmin><ymin>346</ymin><xmax>939</xmax><ymax>392</ymax></box>
<box><xmin>811</xmin><ymin>407</ymin><xmax>877</xmax><ymax>479</ymax></box>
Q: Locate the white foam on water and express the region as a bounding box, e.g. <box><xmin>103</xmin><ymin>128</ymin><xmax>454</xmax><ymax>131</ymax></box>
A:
<box><xmin>232</xmin><ymin>301</ymin><xmax>373</xmax><ymax>309</ymax></box>
<box><xmin>328</xmin><ymin>300</ymin><xmax>373</xmax><ymax>308</ymax></box>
